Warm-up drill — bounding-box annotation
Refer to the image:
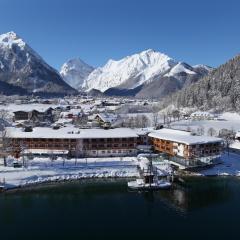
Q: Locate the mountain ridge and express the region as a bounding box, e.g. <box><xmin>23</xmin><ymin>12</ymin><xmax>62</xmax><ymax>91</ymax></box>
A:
<box><xmin>0</xmin><ymin>31</ymin><xmax>77</xmax><ymax>96</ymax></box>
<box><xmin>80</xmin><ymin>49</ymin><xmax>212</xmax><ymax>98</ymax></box>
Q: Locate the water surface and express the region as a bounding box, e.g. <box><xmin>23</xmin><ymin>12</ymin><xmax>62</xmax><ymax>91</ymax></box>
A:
<box><xmin>0</xmin><ymin>177</ymin><xmax>239</xmax><ymax>240</ymax></box>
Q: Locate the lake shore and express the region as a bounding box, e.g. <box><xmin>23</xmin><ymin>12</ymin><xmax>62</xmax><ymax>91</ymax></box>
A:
<box><xmin>1</xmin><ymin>152</ymin><xmax>240</xmax><ymax>192</ymax></box>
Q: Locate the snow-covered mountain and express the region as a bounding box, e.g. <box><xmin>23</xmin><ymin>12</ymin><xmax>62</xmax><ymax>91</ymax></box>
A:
<box><xmin>60</xmin><ymin>58</ymin><xmax>94</xmax><ymax>89</ymax></box>
<box><xmin>82</xmin><ymin>49</ymin><xmax>212</xmax><ymax>98</ymax></box>
<box><xmin>82</xmin><ymin>49</ymin><xmax>177</xmax><ymax>92</ymax></box>
<box><xmin>0</xmin><ymin>31</ymin><xmax>77</xmax><ymax>96</ymax></box>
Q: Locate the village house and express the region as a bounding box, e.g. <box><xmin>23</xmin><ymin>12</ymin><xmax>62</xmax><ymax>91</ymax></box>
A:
<box><xmin>13</xmin><ymin>107</ymin><xmax>54</xmax><ymax>123</ymax></box>
<box><xmin>190</xmin><ymin>111</ymin><xmax>215</xmax><ymax>120</ymax></box>
<box><xmin>90</xmin><ymin>113</ymin><xmax>120</xmax><ymax>128</ymax></box>
<box><xmin>149</xmin><ymin>128</ymin><xmax>223</xmax><ymax>166</ymax></box>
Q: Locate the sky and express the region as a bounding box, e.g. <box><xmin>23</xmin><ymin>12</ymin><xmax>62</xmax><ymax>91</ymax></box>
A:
<box><xmin>0</xmin><ymin>0</ymin><xmax>240</xmax><ymax>70</ymax></box>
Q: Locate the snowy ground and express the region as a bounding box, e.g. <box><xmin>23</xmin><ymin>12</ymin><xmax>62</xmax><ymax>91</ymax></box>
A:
<box><xmin>0</xmin><ymin>157</ymin><xmax>139</xmax><ymax>189</ymax></box>
<box><xmin>0</xmin><ymin>156</ymin><xmax>173</xmax><ymax>190</ymax></box>
<box><xmin>1</xmin><ymin>152</ymin><xmax>239</xmax><ymax>190</ymax></box>
<box><xmin>199</xmin><ymin>152</ymin><xmax>240</xmax><ymax>176</ymax></box>
<box><xmin>170</xmin><ymin>112</ymin><xmax>240</xmax><ymax>134</ymax></box>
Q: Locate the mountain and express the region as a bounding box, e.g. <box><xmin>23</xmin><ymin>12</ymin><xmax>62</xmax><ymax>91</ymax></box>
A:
<box><xmin>0</xmin><ymin>31</ymin><xmax>77</xmax><ymax>96</ymax></box>
<box><xmin>82</xmin><ymin>49</ymin><xmax>176</xmax><ymax>92</ymax></box>
<box><xmin>82</xmin><ymin>49</ymin><xmax>212</xmax><ymax>98</ymax></box>
<box><xmin>164</xmin><ymin>54</ymin><xmax>240</xmax><ymax>111</ymax></box>
<box><xmin>60</xmin><ymin>58</ymin><xmax>94</xmax><ymax>89</ymax></box>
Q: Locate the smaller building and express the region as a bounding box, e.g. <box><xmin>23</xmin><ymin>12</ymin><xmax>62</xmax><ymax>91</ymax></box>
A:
<box><xmin>13</xmin><ymin>108</ymin><xmax>53</xmax><ymax>123</ymax></box>
<box><xmin>149</xmin><ymin>128</ymin><xmax>223</xmax><ymax>167</ymax></box>
<box><xmin>91</xmin><ymin>113</ymin><xmax>120</xmax><ymax>128</ymax></box>
<box><xmin>190</xmin><ymin>111</ymin><xmax>215</xmax><ymax>120</ymax></box>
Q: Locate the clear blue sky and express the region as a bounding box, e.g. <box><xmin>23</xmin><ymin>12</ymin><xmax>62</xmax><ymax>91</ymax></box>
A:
<box><xmin>1</xmin><ymin>0</ymin><xmax>240</xmax><ymax>69</ymax></box>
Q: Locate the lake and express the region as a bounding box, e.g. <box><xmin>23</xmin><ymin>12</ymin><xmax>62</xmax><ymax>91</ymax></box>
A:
<box><xmin>0</xmin><ymin>177</ymin><xmax>239</xmax><ymax>240</ymax></box>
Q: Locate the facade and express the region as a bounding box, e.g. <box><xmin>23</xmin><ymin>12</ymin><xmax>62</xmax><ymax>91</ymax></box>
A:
<box><xmin>93</xmin><ymin>113</ymin><xmax>119</xmax><ymax>128</ymax></box>
<box><xmin>13</xmin><ymin>108</ymin><xmax>53</xmax><ymax>123</ymax></box>
<box><xmin>6</xmin><ymin>127</ymin><xmax>140</xmax><ymax>158</ymax></box>
<box><xmin>149</xmin><ymin>129</ymin><xmax>223</xmax><ymax>164</ymax></box>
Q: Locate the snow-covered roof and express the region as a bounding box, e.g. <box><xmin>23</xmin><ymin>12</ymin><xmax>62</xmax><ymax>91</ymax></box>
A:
<box><xmin>6</xmin><ymin>127</ymin><xmax>139</xmax><ymax>139</ymax></box>
<box><xmin>94</xmin><ymin>113</ymin><xmax>118</xmax><ymax>123</ymax></box>
<box><xmin>148</xmin><ymin>128</ymin><xmax>222</xmax><ymax>145</ymax></box>
<box><xmin>190</xmin><ymin>111</ymin><xmax>214</xmax><ymax>117</ymax></box>
<box><xmin>54</xmin><ymin>118</ymin><xmax>73</xmax><ymax>124</ymax></box>
<box><xmin>0</xmin><ymin>104</ymin><xmax>57</xmax><ymax>114</ymax></box>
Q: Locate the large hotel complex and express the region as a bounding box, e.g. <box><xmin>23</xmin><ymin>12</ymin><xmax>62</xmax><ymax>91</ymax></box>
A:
<box><xmin>5</xmin><ymin>127</ymin><xmax>223</xmax><ymax>166</ymax></box>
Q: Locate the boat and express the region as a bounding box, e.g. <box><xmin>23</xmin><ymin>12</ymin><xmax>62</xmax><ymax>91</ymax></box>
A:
<box><xmin>128</xmin><ymin>155</ymin><xmax>172</xmax><ymax>191</ymax></box>
<box><xmin>128</xmin><ymin>178</ymin><xmax>171</xmax><ymax>190</ymax></box>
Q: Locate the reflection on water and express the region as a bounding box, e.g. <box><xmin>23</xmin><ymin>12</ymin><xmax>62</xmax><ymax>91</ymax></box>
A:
<box><xmin>141</xmin><ymin>177</ymin><xmax>233</xmax><ymax>213</ymax></box>
<box><xmin>0</xmin><ymin>177</ymin><xmax>240</xmax><ymax>240</ymax></box>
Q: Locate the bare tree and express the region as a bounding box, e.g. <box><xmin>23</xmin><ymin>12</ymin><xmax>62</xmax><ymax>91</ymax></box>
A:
<box><xmin>172</xmin><ymin>110</ymin><xmax>181</xmax><ymax>122</ymax></box>
<box><xmin>219</xmin><ymin>128</ymin><xmax>235</xmax><ymax>156</ymax></box>
<box><xmin>75</xmin><ymin>140</ymin><xmax>82</xmax><ymax>166</ymax></box>
<box><xmin>151</xmin><ymin>105</ymin><xmax>160</xmax><ymax>128</ymax></box>
<box><xmin>197</xmin><ymin>126</ymin><xmax>205</xmax><ymax>136</ymax></box>
<box><xmin>49</xmin><ymin>150</ymin><xmax>55</xmax><ymax>167</ymax></box>
<box><xmin>0</xmin><ymin>127</ymin><xmax>12</xmax><ymax>167</ymax></box>
<box><xmin>152</xmin><ymin>111</ymin><xmax>159</xmax><ymax>128</ymax></box>
<box><xmin>208</xmin><ymin>127</ymin><xmax>217</xmax><ymax>137</ymax></box>
<box><xmin>186</xmin><ymin>126</ymin><xmax>192</xmax><ymax>132</ymax></box>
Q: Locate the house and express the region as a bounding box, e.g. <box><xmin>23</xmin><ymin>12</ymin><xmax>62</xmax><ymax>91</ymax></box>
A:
<box><xmin>149</xmin><ymin>128</ymin><xmax>223</xmax><ymax>166</ymax></box>
<box><xmin>13</xmin><ymin>107</ymin><xmax>54</xmax><ymax>123</ymax></box>
<box><xmin>13</xmin><ymin>111</ymin><xmax>29</xmax><ymax>121</ymax></box>
<box><xmin>92</xmin><ymin>113</ymin><xmax>120</xmax><ymax>128</ymax></box>
<box><xmin>190</xmin><ymin>111</ymin><xmax>215</xmax><ymax>120</ymax></box>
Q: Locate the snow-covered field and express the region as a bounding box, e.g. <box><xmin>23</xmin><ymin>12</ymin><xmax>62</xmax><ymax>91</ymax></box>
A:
<box><xmin>171</xmin><ymin>112</ymin><xmax>240</xmax><ymax>133</ymax></box>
